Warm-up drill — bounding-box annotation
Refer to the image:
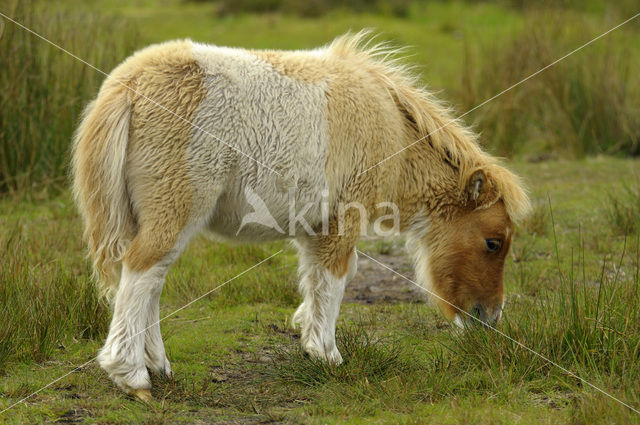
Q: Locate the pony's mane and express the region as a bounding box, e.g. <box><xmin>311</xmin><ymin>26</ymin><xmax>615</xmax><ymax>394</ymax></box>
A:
<box><xmin>327</xmin><ymin>31</ymin><xmax>530</xmax><ymax>221</ymax></box>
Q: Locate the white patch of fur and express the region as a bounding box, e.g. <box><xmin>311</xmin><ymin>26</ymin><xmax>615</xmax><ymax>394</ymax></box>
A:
<box><xmin>143</xmin><ymin>283</ymin><xmax>172</xmax><ymax>378</ymax></box>
<box><xmin>405</xmin><ymin>215</ymin><xmax>435</xmax><ymax>296</ymax></box>
<box><xmin>346</xmin><ymin>248</ymin><xmax>358</xmax><ymax>282</ymax></box>
<box><xmin>291</xmin><ymin>242</ymin><xmax>357</xmax><ymax>365</ymax></box>
<box><xmin>187</xmin><ymin>42</ymin><xmax>330</xmax><ymax>241</ymax></box>
<box><xmin>494</xmin><ymin>298</ymin><xmax>505</xmax><ymax>322</ymax></box>
<box><xmin>98</xmin><ymin>265</ymin><xmax>155</xmax><ymax>392</ymax></box>
<box><xmin>141</xmin><ymin>220</ymin><xmax>204</xmax><ymax>378</ymax></box>
<box><xmin>98</xmin><ymin>220</ymin><xmax>205</xmax><ymax>391</ymax></box>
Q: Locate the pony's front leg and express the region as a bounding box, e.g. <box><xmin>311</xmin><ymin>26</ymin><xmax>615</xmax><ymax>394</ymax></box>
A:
<box><xmin>293</xmin><ymin>241</ymin><xmax>358</xmax><ymax>365</ymax></box>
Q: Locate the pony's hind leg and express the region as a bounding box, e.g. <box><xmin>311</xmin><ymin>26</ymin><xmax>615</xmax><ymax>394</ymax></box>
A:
<box><xmin>98</xmin><ymin>221</ymin><xmax>201</xmax><ymax>397</ymax></box>
<box><xmin>141</xmin><ymin>219</ymin><xmax>204</xmax><ymax>379</ymax></box>
<box><xmin>293</xmin><ymin>239</ymin><xmax>358</xmax><ymax>365</ymax></box>
<box><xmin>97</xmin><ymin>261</ymin><xmax>163</xmax><ymax>396</ymax></box>
<box><xmin>144</xmin><ymin>283</ymin><xmax>172</xmax><ymax>379</ymax></box>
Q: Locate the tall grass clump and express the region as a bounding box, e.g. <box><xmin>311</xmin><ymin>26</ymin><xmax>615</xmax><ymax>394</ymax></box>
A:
<box><xmin>270</xmin><ymin>324</ymin><xmax>422</xmax><ymax>415</ymax></box>
<box><xmin>460</xmin><ymin>12</ymin><xmax>640</xmax><ymax>158</ymax></box>
<box><xmin>272</xmin><ymin>324</ymin><xmax>416</xmax><ymax>388</ymax></box>
<box><xmin>522</xmin><ymin>201</ymin><xmax>549</xmax><ymax>236</ymax></box>
<box><xmin>0</xmin><ymin>0</ymin><xmax>138</xmax><ymax>195</ymax></box>
<box><xmin>607</xmin><ymin>183</ymin><xmax>640</xmax><ymax>235</ymax></box>
<box><xmin>0</xmin><ymin>215</ymin><xmax>109</xmax><ymax>369</ymax></box>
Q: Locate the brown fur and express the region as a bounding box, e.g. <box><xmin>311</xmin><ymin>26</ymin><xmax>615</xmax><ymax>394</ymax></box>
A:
<box><xmin>72</xmin><ymin>65</ymin><xmax>136</xmax><ymax>290</ymax></box>
<box><xmin>427</xmin><ymin>201</ymin><xmax>513</xmax><ymax>319</ymax></box>
<box><xmin>254</xmin><ymin>33</ymin><xmax>529</xmax><ymax>286</ymax></box>
<box><xmin>250</xmin><ymin>50</ymin><xmax>326</xmax><ymax>84</ymax></box>
<box><xmin>324</xmin><ymin>242</ymin><xmax>355</xmax><ymax>278</ymax></box>
<box><xmin>314</xmin><ymin>211</ymin><xmax>363</xmax><ymax>278</ymax></box>
<box><xmin>123</xmin><ymin>44</ymin><xmax>207</xmax><ymax>272</ymax></box>
<box><xmin>70</xmin><ymin>35</ymin><xmax>533</xmax><ymax>396</ymax></box>
<box><xmin>72</xmin><ymin>40</ymin><xmax>207</xmax><ymax>293</ymax></box>
<box><xmin>76</xmin><ymin>32</ymin><xmax>529</xmax><ymax>313</ymax></box>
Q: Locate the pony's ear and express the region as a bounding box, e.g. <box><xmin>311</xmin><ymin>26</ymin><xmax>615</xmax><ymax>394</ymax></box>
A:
<box><xmin>467</xmin><ymin>169</ymin><xmax>486</xmax><ymax>201</ymax></box>
<box><xmin>466</xmin><ymin>168</ymin><xmax>501</xmax><ymax>208</ymax></box>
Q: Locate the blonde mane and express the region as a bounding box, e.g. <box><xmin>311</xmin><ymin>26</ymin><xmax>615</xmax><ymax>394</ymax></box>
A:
<box><xmin>327</xmin><ymin>31</ymin><xmax>530</xmax><ymax>221</ymax></box>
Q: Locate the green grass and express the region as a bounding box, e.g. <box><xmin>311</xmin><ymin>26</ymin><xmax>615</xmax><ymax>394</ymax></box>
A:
<box><xmin>94</xmin><ymin>0</ymin><xmax>525</xmax><ymax>91</ymax></box>
<box><xmin>459</xmin><ymin>11</ymin><xmax>640</xmax><ymax>157</ymax></box>
<box><xmin>0</xmin><ymin>198</ymin><xmax>108</xmax><ymax>368</ymax></box>
<box><xmin>607</xmin><ymin>182</ymin><xmax>640</xmax><ymax>235</ymax></box>
<box><xmin>1</xmin><ymin>158</ymin><xmax>640</xmax><ymax>424</ymax></box>
<box><xmin>0</xmin><ymin>0</ymin><xmax>139</xmax><ymax>195</ymax></box>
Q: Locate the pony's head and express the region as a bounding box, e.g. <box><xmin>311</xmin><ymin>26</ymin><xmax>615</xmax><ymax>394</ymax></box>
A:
<box><xmin>326</xmin><ymin>31</ymin><xmax>530</xmax><ymax>326</ymax></box>
<box><xmin>409</xmin><ymin>164</ymin><xmax>529</xmax><ymax>327</ymax></box>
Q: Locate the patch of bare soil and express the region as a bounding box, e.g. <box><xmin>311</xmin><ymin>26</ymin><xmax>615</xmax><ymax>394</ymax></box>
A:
<box><xmin>54</xmin><ymin>407</ymin><xmax>92</xmax><ymax>424</ymax></box>
<box><xmin>345</xmin><ymin>249</ymin><xmax>428</xmax><ymax>304</ymax></box>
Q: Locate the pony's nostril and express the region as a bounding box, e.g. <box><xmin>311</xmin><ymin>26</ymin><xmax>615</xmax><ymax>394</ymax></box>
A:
<box><xmin>471</xmin><ymin>304</ymin><xmax>488</xmax><ymax>324</ymax></box>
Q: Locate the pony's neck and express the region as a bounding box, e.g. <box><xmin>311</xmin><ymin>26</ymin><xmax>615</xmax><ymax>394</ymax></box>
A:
<box><xmin>393</xmin><ymin>137</ymin><xmax>466</xmax><ymax>231</ymax></box>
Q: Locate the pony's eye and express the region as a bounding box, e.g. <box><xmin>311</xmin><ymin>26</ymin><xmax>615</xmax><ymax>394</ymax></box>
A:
<box><xmin>485</xmin><ymin>238</ymin><xmax>502</xmax><ymax>253</ymax></box>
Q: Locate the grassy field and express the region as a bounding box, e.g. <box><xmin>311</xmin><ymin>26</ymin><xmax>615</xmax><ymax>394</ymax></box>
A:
<box><xmin>1</xmin><ymin>158</ymin><xmax>639</xmax><ymax>424</ymax></box>
<box><xmin>1</xmin><ymin>0</ymin><xmax>640</xmax><ymax>423</ymax></box>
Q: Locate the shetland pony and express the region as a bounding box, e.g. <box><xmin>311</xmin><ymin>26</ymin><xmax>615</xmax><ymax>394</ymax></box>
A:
<box><xmin>72</xmin><ymin>32</ymin><xmax>530</xmax><ymax>400</ymax></box>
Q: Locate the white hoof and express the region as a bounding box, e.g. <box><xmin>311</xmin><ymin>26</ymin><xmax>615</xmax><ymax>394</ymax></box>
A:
<box><xmin>325</xmin><ymin>347</ymin><xmax>343</xmax><ymax>365</ymax></box>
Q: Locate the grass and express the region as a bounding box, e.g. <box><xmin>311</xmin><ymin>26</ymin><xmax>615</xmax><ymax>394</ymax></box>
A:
<box><xmin>0</xmin><ymin>200</ymin><xmax>109</xmax><ymax>368</ymax></box>
<box><xmin>459</xmin><ymin>11</ymin><xmax>640</xmax><ymax>157</ymax></box>
<box><xmin>607</xmin><ymin>183</ymin><xmax>640</xmax><ymax>235</ymax></box>
<box><xmin>521</xmin><ymin>200</ymin><xmax>549</xmax><ymax>237</ymax></box>
<box><xmin>1</xmin><ymin>158</ymin><xmax>640</xmax><ymax>424</ymax></box>
<box><xmin>0</xmin><ymin>0</ymin><xmax>138</xmax><ymax>195</ymax></box>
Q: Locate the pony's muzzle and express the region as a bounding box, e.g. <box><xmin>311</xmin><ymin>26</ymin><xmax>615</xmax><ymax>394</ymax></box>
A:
<box><xmin>464</xmin><ymin>303</ymin><xmax>502</xmax><ymax>327</ymax></box>
<box><xmin>470</xmin><ymin>304</ymin><xmax>489</xmax><ymax>324</ymax></box>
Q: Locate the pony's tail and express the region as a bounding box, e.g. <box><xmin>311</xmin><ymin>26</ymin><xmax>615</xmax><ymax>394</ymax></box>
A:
<box><xmin>72</xmin><ymin>78</ymin><xmax>136</xmax><ymax>297</ymax></box>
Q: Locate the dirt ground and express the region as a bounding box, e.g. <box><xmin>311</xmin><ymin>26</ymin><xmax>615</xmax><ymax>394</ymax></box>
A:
<box><xmin>344</xmin><ymin>247</ymin><xmax>429</xmax><ymax>304</ymax></box>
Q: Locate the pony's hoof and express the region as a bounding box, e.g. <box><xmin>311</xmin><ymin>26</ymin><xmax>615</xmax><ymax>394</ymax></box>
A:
<box><xmin>302</xmin><ymin>343</ymin><xmax>343</xmax><ymax>366</ymax></box>
<box><xmin>132</xmin><ymin>388</ymin><xmax>153</xmax><ymax>403</ymax></box>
